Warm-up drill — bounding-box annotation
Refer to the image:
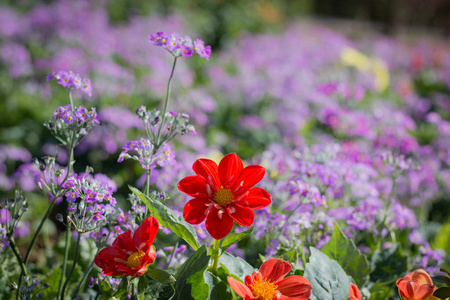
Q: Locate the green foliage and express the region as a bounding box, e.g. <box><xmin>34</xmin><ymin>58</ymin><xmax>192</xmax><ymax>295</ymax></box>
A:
<box><xmin>131</xmin><ymin>186</ymin><xmax>200</xmax><ymax>250</ymax></box>
<box><xmin>304</xmin><ymin>247</ymin><xmax>352</xmax><ymax>300</ymax></box>
<box><xmin>174</xmin><ymin>245</ymin><xmax>211</xmax><ymax>300</ymax></box>
<box><xmin>434</xmin><ymin>287</ymin><xmax>450</xmax><ymax>299</ymax></box>
<box><xmin>147</xmin><ymin>269</ymin><xmax>176</xmax><ymax>284</ymax></box>
<box><xmin>321</xmin><ymin>223</ymin><xmax>371</xmax><ymax>286</ymax></box>
<box><xmin>40</xmin><ymin>268</ymin><xmax>62</xmax><ymax>299</ymax></box>
<box><xmin>220</xmin><ymin>228</ymin><xmax>254</xmax><ymax>253</ymax></box>
<box><xmin>219</xmin><ymin>252</ymin><xmax>255</xmax><ymax>282</ymax></box>
<box><xmin>369</xmin><ymin>244</ymin><xmax>407</xmax><ymax>284</ymax></box>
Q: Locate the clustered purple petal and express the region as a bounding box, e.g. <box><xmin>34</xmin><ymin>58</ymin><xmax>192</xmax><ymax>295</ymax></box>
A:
<box><xmin>118</xmin><ymin>139</ymin><xmax>175</xmax><ymax>171</ymax></box>
<box><xmin>149</xmin><ymin>31</ymin><xmax>211</xmax><ymax>60</ymax></box>
<box><xmin>47</xmin><ymin>70</ymin><xmax>92</xmax><ymax>97</ymax></box>
<box><xmin>52</xmin><ymin>105</ymin><xmax>100</xmax><ymax>126</ymax></box>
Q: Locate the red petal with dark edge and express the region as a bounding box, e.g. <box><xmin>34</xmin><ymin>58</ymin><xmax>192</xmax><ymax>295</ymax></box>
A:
<box><xmin>259</xmin><ymin>258</ymin><xmax>292</xmax><ymax>283</ymax></box>
<box><xmin>133</xmin><ymin>216</ymin><xmax>159</xmax><ymax>252</ymax></box>
<box><xmin>231</xmin><ymin>165</ymin><xmax>265</xmax><ymax>196</ymax></box>
<box><xmin>193</xmin><ymin>158</ymin><xmax>220</xmax><ymax>192</ymax></box>
<box><xmin>178</xmin><ymin>175</ymin><xmax>210</xmax><ymax>197</ymax></box>
<box><xmin>238</xmin><ymin>187</ymin><xmax>271</xmax><ymax>209</ymax></box>
<box><xmin>228</xmin><ymin>204</ymin><xmax>254</xmax><ymax>227</ymax></box>
<box><xmin>227</xmin><ymin>277</ymin><xmax>255</xmax><ymax>299</ymax></box>
<box><xmin>183</xmin><ymin>198</ymin><xmax>211</xmax><ymax>224</ymax></box>
<box><xmin>218</xmin><ymin>153</ymin><xmax>243</xmax><ymax>189</ymax></box>
<box><xmin>205</xmin><ymin>208</ymin><xmax>234</xmax><ymax>240</ymax></box>
<box><xmin>277</xmin><ymin>275</ymin><xmax>313</xmax><ymax>299</ymax></box>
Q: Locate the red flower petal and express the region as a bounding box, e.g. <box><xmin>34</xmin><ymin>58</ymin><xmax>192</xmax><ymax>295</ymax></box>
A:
<box><xmin>112</xmin><ymin>230</ymin><xmax>136</xmax><ymax>252</ymax></box>
<box><xmin>193</xmin><ymin>158</ymin><xmax>220</xmax><ymax>192</ymax></box>
<box><xmin>231</xmin><ymin>165</ymin><xmax>265</xmax><ymax>196</ymax></box>
<box><xmin>94</xmin><ymin>246</ymin><xmax>128</xmax><ymax>271</ymax></box>
<box><xmin>349</xmin><ymin>283</ymin><xmax>362</xmax><ymax>300</ymax></box>
<box><xmin>415</xmin><ymin>284</ymin><xmax>436</xmax><ymax>299</ymax></box>
<box><xmin>205</xmin><ymin>208</ymin><xmax>234</xmax><ymax>240</ymax></box>
<box><xmin>228</xmin><ymin>204</ymin><xmax>254</xmax><ymax>227</ymax></box>
<box><xmin>237</xmin><ymin>187</ymin><xmax>271</xmax><ymax>209</ymax></box>
<box><xmin>259</xmin><ymin>258</ymin><xmax>292</xmax><ymax>283</ymax></box>
<box><xmin>277</xmin><ymin>275</ymin><xmax>313</xmax><ymax>299</ymax></box>
<box><xmin>218</xmin><ymin>153</ymin><xmax>243</xmax><ymax>189</ymax></box>
<box><xmin>227</xmin><ymin>277</ymin><xmax>255</xmax><ymax>299</ymax></box>
<box><xmin>183</xmin><ymin>198</ymin><xmax>211</xmax><ymax>224</ymax></box>
<box><xmin>133</xmin><ymin>216</ymin><xmax>159</xmax><ymax>252</ymax></box>
<box><xmin>178</xmin><ymin>175</ymin><xmax>210</xmax><ymax>198</ymax></box>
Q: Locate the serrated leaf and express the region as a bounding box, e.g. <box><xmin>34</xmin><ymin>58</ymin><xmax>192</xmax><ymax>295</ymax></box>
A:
<box><xmin>147</xmin><ymin>269</ymin><xmax>176</xmax><ymax>284</ymax></box>
<box><xmin>174</xmin><ymin>245</ymin><xmax>211</xmax><ymax>300</ymax></box>
<box><xmin>220</xmin><ymin>228</ymin><xmax>254</xmax><ymax>253</ymax></box>
<box><xmin>304</xmin><ymin>247</ymin><xmax>352</xmax><ymax>300</ymax></box>
<box><xmin>219</xmin><ymin>252</ymin><xmax>255</xmax><ymax>282</ymax></box>
<box><xmin>131</xmin><ymin>186</ymin><xmax>200</xmax><ymax>250</ymax></box>
<box><xmin>39</xmin><ymin>268</ymin><xmax>61</xmax><ymax>299</ymax></box>
<box><xmin>370</xmin><ymin>244</ymin><xmax>407</xmax><ymax>284</ymax></box>
<box><xmin>321</xmin><ymin>223</ymin><xmax>371</xmax><ymax>286</ymax></box>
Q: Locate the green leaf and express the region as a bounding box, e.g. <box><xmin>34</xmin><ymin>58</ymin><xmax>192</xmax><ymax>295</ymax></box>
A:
<box><xmin>281</xmin><ymin>249</ymin><xmax>298</xmax><ymax>262</ymax></box>
<box><xmin>131</xmin><ymin>186</ymin><xmax>200</xmax><ymax>250</ymax></box>
<box><xmin>113</xmin><ymin>278</ymin><xmax>128</xmax><ymax>297</ymax></box>
<box><xmin>304</xmin><ymin>247</ymin><xmax>352</xmax><ymax>300</ymax></box>
<box><xmin>434</xmin><ymin>287</ymin><xmax>450</xmax><ymax>299</ymax></box>
<box><xmin>39</xmin><ymin>268</ymin><xmax>61</xmax><ymax>299</ymax></box>
<box><xmin>174</xmin><ymin>245</ymin><xmax>211</xmax><ymax>300</ymax></box>
<box><xmin>369</xmin><ymin>244</ymin><xmax>407</xmax><ymax>283</ymax></box>
<box><xmin>147</xmin><ymin>269</ymin><xmax>176</xmax><ymax>284</ymax></box>
<box><xmin>99</xmin><ymin>279</ymin><xmax>112</xmax><ymax>295</ymax></box>
<box><xmin>137</xmin><ymin>275</ymin><xmax>149</xmax><ymax>294</ymax></box>
<box><xmin>220</xmin><ymin>228</ymin><xmax>254</xmax><ymax>253</ymax></box>
<box><xmin>219</xmin><ymin>252</ymin><xmax>255</xmax><ymax>282</ymax></box>
<box><xmin>204</xmin><ymin>272</ymin><xmax>232</xmax><ymax>300</ymax></box>
<box><xmin>368</xmin><ymin>281</ymin><xmax>394</xmax><ymax>300</ymax></box>
<box><xmin>321</xmin><ymin>223</ymin><xmax>371</xmax><ymax>286</ymax></box>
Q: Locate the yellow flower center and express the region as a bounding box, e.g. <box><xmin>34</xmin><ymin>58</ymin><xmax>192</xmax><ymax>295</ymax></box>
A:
<box><xmin>213</xmin><ymin>188</ymin><xmax>235</xmax><ymax>207</ymax></box>
<box><xmin>251</xmin><ymin>277</ymin><xmax>278</xmax><ymax>300</ymax></box>
<box><xmin>126</xmin><ymin>251</ymin><xmax>145</xmax><ymax>269</ymax></box>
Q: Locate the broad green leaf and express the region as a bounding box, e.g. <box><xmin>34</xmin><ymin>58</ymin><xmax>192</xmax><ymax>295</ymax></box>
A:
<box><xmin>304</xmin><ymin>247</ymin><xmax>352</xmax><ymax>300</ymax></box>
<box><xmin>39</xmin><ymin>268</ymin><xmax>61</xmax><ymax>299</ymax></box>
<box><xmin>147</xmin><ymin>269</ymin><xmax>176</xmax><ymax>284</ymax></box>
<box><xmin>204</xmin><ymin>272</ymin><xmax>232</xmax><ymax>300</ymax></box>
<box><xmin>174</xmin><ymin>245</ymin><xmax>211</xmax><ymax>300</ymax></box>
<box><xmin>434</xmin><ymin>287</ymin><xmax>450</xmax><ymax>299</ymax></box>
<box><xmin>99</xmin><ymin>279</ymin><xmax>112</xmax><ymax>295</ymax></box>
<box><xmin>219</xmin><ymin>252</ymin><xmax>255</xmax><ymax>282</ymax></box>
<box><xmin>131</xmin><ymin>186</ymin><xmax>200</xmax><ymax>250</ymax></box>
<box><xmin>369</xmin><ymin>244</ymin><xmax>407</xmax><ymax>283</ymax></box>
<box><xmin>433</xmin><ymin>275</ymin><xmax>450</xmax><ymax>285</ymax></box>
<box><xmin>137</xmin><ymin>275</ymin><xmax>149</xmax><ymax>294</ymax></box>
<box><xmin>368</xmin><ymin>281</ymin><xmax>395</xmax><ymax>300</ymax></box>
<box><xmin>281</xmin><ymin>249</ymin><xmax>298</xmax><ymax>262</ymax></box>
<box><xmin>220</xmin><ymin>228</ymin><xmax>254</xmax><ymax>253</ymax></box>
<box><xmin>321</xmin><ymin>223</ymin><xmax>371</xmax><ymax>286</ymax></box>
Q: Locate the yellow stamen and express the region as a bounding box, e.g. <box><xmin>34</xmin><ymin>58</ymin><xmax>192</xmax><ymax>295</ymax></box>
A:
<box><xmin>126</xmin><ymin>251</ymin><xmax>145</xmax><ymax>269</ymax></box>
<box><xmin>251</xmin><ymin>277</ymin><xmax>278</xmax><ymax>300</ymax></box>
<box><xmin>213</xmin><ymin>188</ymin><xmax>234</xmax><ymax>207</ymax></box>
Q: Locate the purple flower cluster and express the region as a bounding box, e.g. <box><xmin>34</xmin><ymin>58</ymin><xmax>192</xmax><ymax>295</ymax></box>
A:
<box><xmin>118</xmin><ymin>139</ymin><xmax>176</xmax><ymax>171</ymax></box>
<box><xmin>0</xmin><ymin>225</ymin><xmax>9</xmax><ymax>252</ymax></box>
<box><xmin>149</xmin><ymin>32</ymin><xmax>211</xmax><ymax>60</ymax></box>
<box><xmin>61</xmin><ymin>172</ymin><xmax>117</xmax><ymax>232</ymax></box>
<box><xmin>52</xmin><ymin>104</ymin><xmax>100</xmax><ymax>126</ymax></box>
<box><xmin>47</xmin><ymin>70</ymin><xmax>92</xmax><ymax>97</ymax></box>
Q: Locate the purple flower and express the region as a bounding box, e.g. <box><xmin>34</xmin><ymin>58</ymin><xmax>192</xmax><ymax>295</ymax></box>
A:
<box><xmin>193</xmin><ymin>39</ymin><xmax>211</xmax><ymax>60</ymax></box>
<box><xmin>47</xmin><ymin>70</ymin><xmax>92</xmax><ymax>97</ymax></box>
<box><xmin>149</xmin><ymin>31</ymin><xmax>211</xmax><ymax>60</ymax></box>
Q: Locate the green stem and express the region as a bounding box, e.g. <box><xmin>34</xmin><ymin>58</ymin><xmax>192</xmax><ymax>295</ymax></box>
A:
<box><xmin>61</xmin><ymin>231</ymin><xmax>81</xmax><ymax>299</ymax></box>
<box><xmin>145</xmin><ymin>169</ymin><xmax>151</xmax><ymax>198</ymax></box>
<box><xmin>156</xmin><ymin>57</ymin><xmax>178</xmax><ymax>147</ymax></box>
<box><xmin>8</xmin><ymin>236</ymin><xmax>27</xmax><ymax>277</ymax></box>
<box><xmin>72</xmin><ymin>256</ymin><xmax>96</xmax><ymax>298</ymax></box>
<box><xmin>57</xmin><ymin>224</ymin><xmax>72</xmax><ymax>299</ymax></box>
<box><xmin>209</xmin><ymin>239</ymin><xmax>221</xmax><ymax>276</ymax></box>
<box><xmin>69</xmin><ymin>90</ymin><xmax>74</xmax><ymax>110</ymax></box>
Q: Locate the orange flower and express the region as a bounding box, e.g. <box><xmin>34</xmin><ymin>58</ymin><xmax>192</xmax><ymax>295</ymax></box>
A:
<box><xmin>349</xmin><ymin>283</ymin><xmax>362</xmax><ymax>300</ymax></box>
<box><xmin>227</xmin><ymin>258</ymin><xmax>312</xmax><ymax>300</ymax></box>
<box><xmin>396</xmin><ymin>269</ymin><xmax>436</xmax><ymax>300</ymax></box>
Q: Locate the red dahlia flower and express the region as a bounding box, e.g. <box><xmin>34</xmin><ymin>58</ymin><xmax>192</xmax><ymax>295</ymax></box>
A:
<box><xmin>178</xmin><ymin>153</ymin><xmax>271</xmax><ymax>240</ymax></box>
<box><xmin>227</xmin><ymin>258</ymin><xmax>312</xmax><ymax>300</ymax></box>
<box><xmin>94</xmin><ymin>216</ymin><xmax>159</xmax><ymax>277</ymax></box>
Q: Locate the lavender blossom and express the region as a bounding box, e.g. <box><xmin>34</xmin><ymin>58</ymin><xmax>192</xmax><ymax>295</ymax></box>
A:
<box><xmin>149</xmin><ymin>31</ymin><xmax>211</xmax><ymax>60</ymax></box>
